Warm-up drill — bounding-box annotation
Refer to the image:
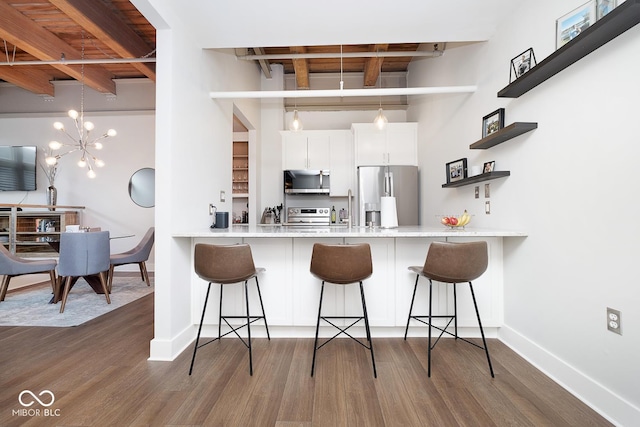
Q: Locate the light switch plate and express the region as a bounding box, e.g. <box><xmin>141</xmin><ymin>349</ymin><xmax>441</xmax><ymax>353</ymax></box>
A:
<box><xmin>475</xmin><ymin>186</ymin><xmax>479</xmax><ymax>199</ymax></box>
<box><xmin>220</xmin><ymin>191</ymin><xmax>226</xmax><ymax>202</ymax></box>
<box><xmin>485</xmin><ymin>183</ymin><xmax>490</xmax><ymax>198</ymax></box>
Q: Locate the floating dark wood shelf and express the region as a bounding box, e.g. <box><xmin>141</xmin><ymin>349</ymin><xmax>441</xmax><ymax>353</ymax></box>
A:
<box><xmin>498</xmin><ymin>0</ymin><xmax>640</xmax><ymax>98</ymax></box>
<box><xmin>442</xmin><ymin>171</ymin><xmax>510</xmax><ymax>188</ymax></box>
<box><xmin>470</xmin><ymin>122</ymin><xmax>537</xmax><ymax>149</ymax></box>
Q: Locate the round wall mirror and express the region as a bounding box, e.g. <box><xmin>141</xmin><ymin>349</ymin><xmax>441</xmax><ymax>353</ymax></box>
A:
<box><xmin>128</xmin><ymin>167</ymin><xmax>155</xmax><ymax>208</ymax></box>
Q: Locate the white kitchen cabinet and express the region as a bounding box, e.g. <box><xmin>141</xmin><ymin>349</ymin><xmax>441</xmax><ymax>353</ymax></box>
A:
<box><xmin>352</xmin><ymin>122</ymin><xmax>418</xmax><ymax>166</ymax></box>
<box><xmin>281</xmin><ymin>131</ymin><xmax>331</xmax><ymax>170</ymax></box>
<box><xmin>328</xmin><ymin>130</ymin><xmax>354</xmax><ymax>197</ymax></box>
<box><xmin>344</xmin><ymin>237</ymin><xmax>396</xmax><ymax>327</ymax></box>
<box><xmin>292</xmin><ymin>238</ymin><xmax>344</xmax><ymax>326</ymax></box>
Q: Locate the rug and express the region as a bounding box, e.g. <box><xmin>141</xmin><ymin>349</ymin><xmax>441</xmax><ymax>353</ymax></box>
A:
<box><xmin>0</xmin><ymin>276</ymin><xmax>154</xmax><ymax>327</ymax></box>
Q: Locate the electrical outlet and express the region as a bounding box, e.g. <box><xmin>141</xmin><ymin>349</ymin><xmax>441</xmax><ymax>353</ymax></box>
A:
<box><xmin>607</xmin><ymin>308</ymin><xmax>621</xmax><ymax>335</ymax></box>
<box><xmin>485</xmin><ymin>201</ymin><xmax>490</xmax><ymax>214</ymax></box>
<box><xmin>220</xmin><ymin>190</ymin><xmax>226</xmax><ymax>202</ymax></box>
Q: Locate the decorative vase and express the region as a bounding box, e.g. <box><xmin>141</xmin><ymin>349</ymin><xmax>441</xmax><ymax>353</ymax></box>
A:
<box><xmin>47</xmin><ymin>185</ymin><xmax>57</xmax><ymax>211</ymax></box>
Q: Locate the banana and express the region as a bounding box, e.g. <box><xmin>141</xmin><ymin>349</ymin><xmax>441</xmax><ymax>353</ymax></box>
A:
<box><xmin>458</xmin><ymin>210</ymin><xmax>470</xmax><ymax>226</ymax></box>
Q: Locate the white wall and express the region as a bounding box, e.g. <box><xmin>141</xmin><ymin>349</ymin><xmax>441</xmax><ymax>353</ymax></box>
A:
<box><xmin>147</xmin><ymin>1</ymin><xmax>264</xmax><ymax>359</ymax></box>
<box><xmin>408</xmin><ymin>1</ymin><xmax>640</xmax><ymax>424</ymax></box>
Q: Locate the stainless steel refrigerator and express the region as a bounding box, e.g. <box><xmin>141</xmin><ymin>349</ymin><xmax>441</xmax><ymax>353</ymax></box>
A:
<box><xmin>357</xmin><ymin>165</ymin><xmax>419</xmax><ymax>226</ymax></box>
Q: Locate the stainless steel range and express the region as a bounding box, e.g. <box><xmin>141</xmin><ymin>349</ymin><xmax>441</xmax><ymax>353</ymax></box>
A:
<box><xmin>285</xmin><ymin>207</ymin><xmax>331</xmax><ymax>226</ymax></box>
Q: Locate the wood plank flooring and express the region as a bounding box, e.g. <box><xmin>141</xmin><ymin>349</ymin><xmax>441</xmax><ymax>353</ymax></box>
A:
<box><xmin>0</xmin><ymin>293</ymin><xmax>612</xmax><ymax>426</ymax></box>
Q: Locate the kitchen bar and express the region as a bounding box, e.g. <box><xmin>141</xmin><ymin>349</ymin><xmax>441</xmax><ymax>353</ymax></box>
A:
<box><xmin>173</xmin><ymin>225</ymin><xmax>526</xmax><ymax>340</ymax></box>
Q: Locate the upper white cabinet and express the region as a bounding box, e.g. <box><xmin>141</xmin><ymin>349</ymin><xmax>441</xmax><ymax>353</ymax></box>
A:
<box><xmin>281</xmin><ymin>130</ymin><xmax>354</xmax><ymax>197</ymax></box>
<box><xmin>352</xmin><ymin>123</ymin><xmax>418</xmax><ymax>166</ymax></box>
<box><xmin>281</xmin><ymin>131</ymin><xmax>331</xmax><ymax>170</ymax></box>
<box><xmin>328</xmin><ymin>130</ymin><xmax>354</xmax><ymax>197</ymax></box>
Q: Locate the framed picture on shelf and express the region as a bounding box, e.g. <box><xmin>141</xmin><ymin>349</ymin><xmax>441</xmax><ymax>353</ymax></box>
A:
<box><xmin>596</xmin><ymin>0</ymin><xmax>616</xmax><ymax>19</ymax></box>
<box><xmin>483</xmin><ymin>161</ymin><xmax>495</xmax><ymax>173</ymax></box>
<box><xmin>510</xmin><ymin>48</ymin><xmax>536</xmax><ymax>83</ymax></box>
<box><xmin>482</xmin><ymin>108</ymin><xmax>505</xmax><ymax>138</ymax></box>
<box><xmin>446</xmin><ymin>158</ymin><xmax>467</xmax><ymax>184</ymax></box>
<box><xmin>556</xmin><ymin>1</ymin><xmax>596</xmax><ymax>49</ymax></box>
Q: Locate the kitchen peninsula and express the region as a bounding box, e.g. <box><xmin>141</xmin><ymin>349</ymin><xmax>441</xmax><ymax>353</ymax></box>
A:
<box><xmin>174</xmin><ymin>225</ymin><xmax>525</xmax><ymax>339</ymax></box>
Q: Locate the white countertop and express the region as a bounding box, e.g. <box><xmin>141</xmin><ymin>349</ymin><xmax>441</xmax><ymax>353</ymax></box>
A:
<box><xmin>173</xmin><ymin>224</ymin><xmax>527</xmax><ymax>238</ymax></box>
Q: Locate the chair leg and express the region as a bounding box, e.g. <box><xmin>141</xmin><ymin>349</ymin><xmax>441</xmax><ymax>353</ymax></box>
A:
<box><xmin>48</xmin><ymin>270</ymin><xmax>57</xmax><ymax>296</ymax></box>
<box><xmin>108</xmin><ymin>264</ymin><xmax>115</xmax><ymax>293</ymax></box>
<box><xmin>244</xmin><ymin>279</ymin><xmax>253</xmax><ymax>376</ymax></box>
<box><xmin>469</xmin><ymin>281</ymin><xmax>495</xmax><ymax>378</ymax></box>
<box><xmin>0</xmin><ymin>275</ymin><xmax>11</xmax><ymax>301</ymax></box>
<box><xmin>311</xmin><ymin>281</ymin><xmax>325</xmax><ymax>377</ymax></box>
<box><xmin>453</xmin><ymin>283</ymin><xmax>458</xmax><ymax>339</ymax></box>
<box><xmin>189</xmin><ymin>282</ymin><xmax>212</xmax><ymax>375</ymax></box>
<box><xmin>428</xmin><ymin>278</ymin><xmax>433</xmax><ymax>377</ymax></box>
<box><xmin>254</xmin><ymin>276</ymin><xmax>270</xmax><ymax>340</ymax></box>
<box><xmin>99</xmin><ymin>272</ymin><xmax>111</xmax><ymax>304</ymax></box>
<box><xmin>60</xmin><ymin>276</ymin><xmax>73</xmax><ymax>313</ymax></box>
<box><xmin>404</xmin><ymin>274</ymin><xmax>420</xmax><ymax>339</ymax></box>
<box><xmin>140</xmin><ymin>262</ymin><xmax>151</xmax><ymax>286</ymax></box>
<box><xmin>359</xmin><ymin>281</ymin><xmax>377</xmax><ymax>378</ymax></box>
<box><xmin>218</xmin><ymin>284</ymin><xmax>224</xmax><ymax>339</ymax></box>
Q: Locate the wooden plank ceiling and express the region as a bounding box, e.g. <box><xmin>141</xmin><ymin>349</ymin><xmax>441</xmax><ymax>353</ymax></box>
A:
<box><xmin>0</xmin><ymin>0</ymin><xmax>423</xmax><ymax>99</ymax></box>
<box><xmin>0</xmin><ymin>0</ymin><xmax>156</xmax><ymax>96</ymax></box>
<box><xmin>255</xmin><ymin>43</ymin><xmax>423</xmax><ymax>90</ymax></box>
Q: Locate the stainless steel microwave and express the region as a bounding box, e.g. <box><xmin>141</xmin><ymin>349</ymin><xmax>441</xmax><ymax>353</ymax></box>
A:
<box><xmin>283</xmin><ymin>170</ymin><xmax>330</xmax><ymax>194</ymax></box>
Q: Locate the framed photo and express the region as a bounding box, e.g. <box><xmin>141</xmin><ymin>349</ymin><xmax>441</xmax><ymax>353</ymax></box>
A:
<box><xmin>482</xmin><ymin>108</ymin><xmax>505</xmax><ymax>138</ymax></box>
<box><xmin>446</xmin><ymin>158</ymin><xmax>467</xmax><ymax>183</ymax></box>
<box><xmin>596</xmin><ymin>0</ymin><xmax>616</xmax><ymax>20</ymax></box>
<box><xmin>510</xmin><ymin>48</ymin><xmax>537</xmax><ymax>83</ymax></box>
<box><xmin>556</xmin><ymin>1</ymin><xmax>597</xmax><ymax>49</ymax></box>
<box><xmin>483</xmin><ymin>161</ymin><xmax>495</xmax><ymax>173</ymax></box>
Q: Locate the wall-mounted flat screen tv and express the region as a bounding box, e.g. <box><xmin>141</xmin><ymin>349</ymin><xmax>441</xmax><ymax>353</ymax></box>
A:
<box><xmin>0</xmin><ymin>146</ymin><xmax>37</xmax><ymax>191</ymax></box>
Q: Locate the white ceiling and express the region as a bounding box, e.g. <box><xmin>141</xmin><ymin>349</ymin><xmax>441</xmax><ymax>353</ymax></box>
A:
<box><xmin>132</xmin><ymin>0</ymin><xmax>526</xmax><ymax>49</ymax></box>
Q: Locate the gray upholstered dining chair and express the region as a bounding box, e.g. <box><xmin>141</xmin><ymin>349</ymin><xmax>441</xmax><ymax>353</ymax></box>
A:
<box><xmin>108</xmin><ymin>227</ymin><xmax>154</xmax><ymax>292</ymax></box>
<box><xmin>0</xmin><ymin>244</ymin><xmax>57</xmax><ymax>302</ymax></box>
<box><xmin>57</xmin><ymin>231</ymin><xmax>111</xmax><ymax>313</ymax></box>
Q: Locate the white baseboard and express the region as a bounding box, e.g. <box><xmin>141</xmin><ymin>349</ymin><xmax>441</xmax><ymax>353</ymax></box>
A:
<box><xmin>499</xmin><ymin>325</ymin><xmax>639</xmax><ymax>427</ymax></box>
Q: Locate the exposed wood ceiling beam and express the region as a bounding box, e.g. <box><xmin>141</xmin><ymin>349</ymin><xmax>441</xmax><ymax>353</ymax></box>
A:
<box><xmin>0</xmin><ymin>67</ymin><xmax>55</xmax><ymax>96</ymax></box>
<box><xmin>251</xmin><ymin>47</ymin><xmax>271</xmax><ymax>79</ymax></box>
<box><xmin>363</xmin><ymin>44</ymin><xmax>388</xmax><ymax>88</ymax></box>
<box><xmin>49</xmin><ymin>0</ymin><xmax>156</xmax><ymax>81</ymax></box>
<box><xmin>290</xmin><ymin>46</ymin><xmax>309</xmax><ymax>89</ymax></box>
<box><xmin>0</xmin><ymin>0</ymin><xmax>116</xmax><ymax>94</ymax></box>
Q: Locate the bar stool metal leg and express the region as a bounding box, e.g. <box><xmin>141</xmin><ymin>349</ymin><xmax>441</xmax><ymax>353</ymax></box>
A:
<box><xmin>404</xmin><ymin>274</ymin><xmax>420</xmax><ymax>339</ymax></box>
<box><xmin>428</xmin><ymin>278</ymin><xmax>433</xmax><ymax>377</ymax></box>
<box><xmin>469</xmin><ymin>282</ymin><xmax>494</xmax><ymax>377</ymax></box>
<box><xmin>359</xmin><ymin>281</ymin><xmax>377</xmax><ymax>378</ymax></box>
<box><xmin>255</xmin><ymin>276</ymin><xmax>270</xmax><ymax>340</ymax></box>
<box><xmin>189</xmin><ymin>282</ymin><xmax>212</xmax><ymax>375</ymax></box>
<box><xmin>311</xmin><ymin>281</ymin><xmax>325</xmax><ymax>377</ymax></box>
<box><xmin>218</xmin><ymin>284</ymin><xmax>223</xmax><ymax>339</ymax></box>
<box><xmin>244</xmin><ymin>279</ymin><xmax>253</xmax><ymax>376</ymax></box>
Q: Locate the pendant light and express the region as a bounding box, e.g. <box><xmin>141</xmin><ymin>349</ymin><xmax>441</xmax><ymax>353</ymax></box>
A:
<box><xmin>289</xmin><ymin>75</ymin><xmax>303</xmax><ymax>131</ymax></box>
<box><xmin>373</xmin><ymin>50</ymin><xmax>388</xmax><ymax>130</ymax></box>
<box><xmin>289</xmin><ymin>108</ymin><xmax>303</xmax><ymax>131</ymax></box>
<box><xmin>48</xmin><ymin>32</ymin><xmax>115</xmax><ymax>178</ymax></box>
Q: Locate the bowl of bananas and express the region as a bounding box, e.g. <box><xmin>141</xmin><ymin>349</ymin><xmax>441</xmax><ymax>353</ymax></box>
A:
<box><xmin>440</xmin><ymin>210</ymin><xmax>472</xmax><ymax>229</ymax></box>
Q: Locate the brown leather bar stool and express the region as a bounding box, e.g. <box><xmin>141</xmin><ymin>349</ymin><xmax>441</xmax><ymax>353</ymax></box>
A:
<box><xmin>404</xmin><ymin>241</ymin><xmax>494</xmax><ymax>377</ymax></box>
<box><xmin>309</xmin><ymin>243</ymin><xmax>377</xmax><ymax>377</ymax></box>
<box><xmin>189</xmin><ymin>243</ymin><xmax>269</xmax><ymax>376</ymax></box>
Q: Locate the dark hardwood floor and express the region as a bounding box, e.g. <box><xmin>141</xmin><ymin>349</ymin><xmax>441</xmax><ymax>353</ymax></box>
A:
<box><xmin>0</xmin><ymin>293</ymin><xmax>612</xmax><ymax>426</ymax></box>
